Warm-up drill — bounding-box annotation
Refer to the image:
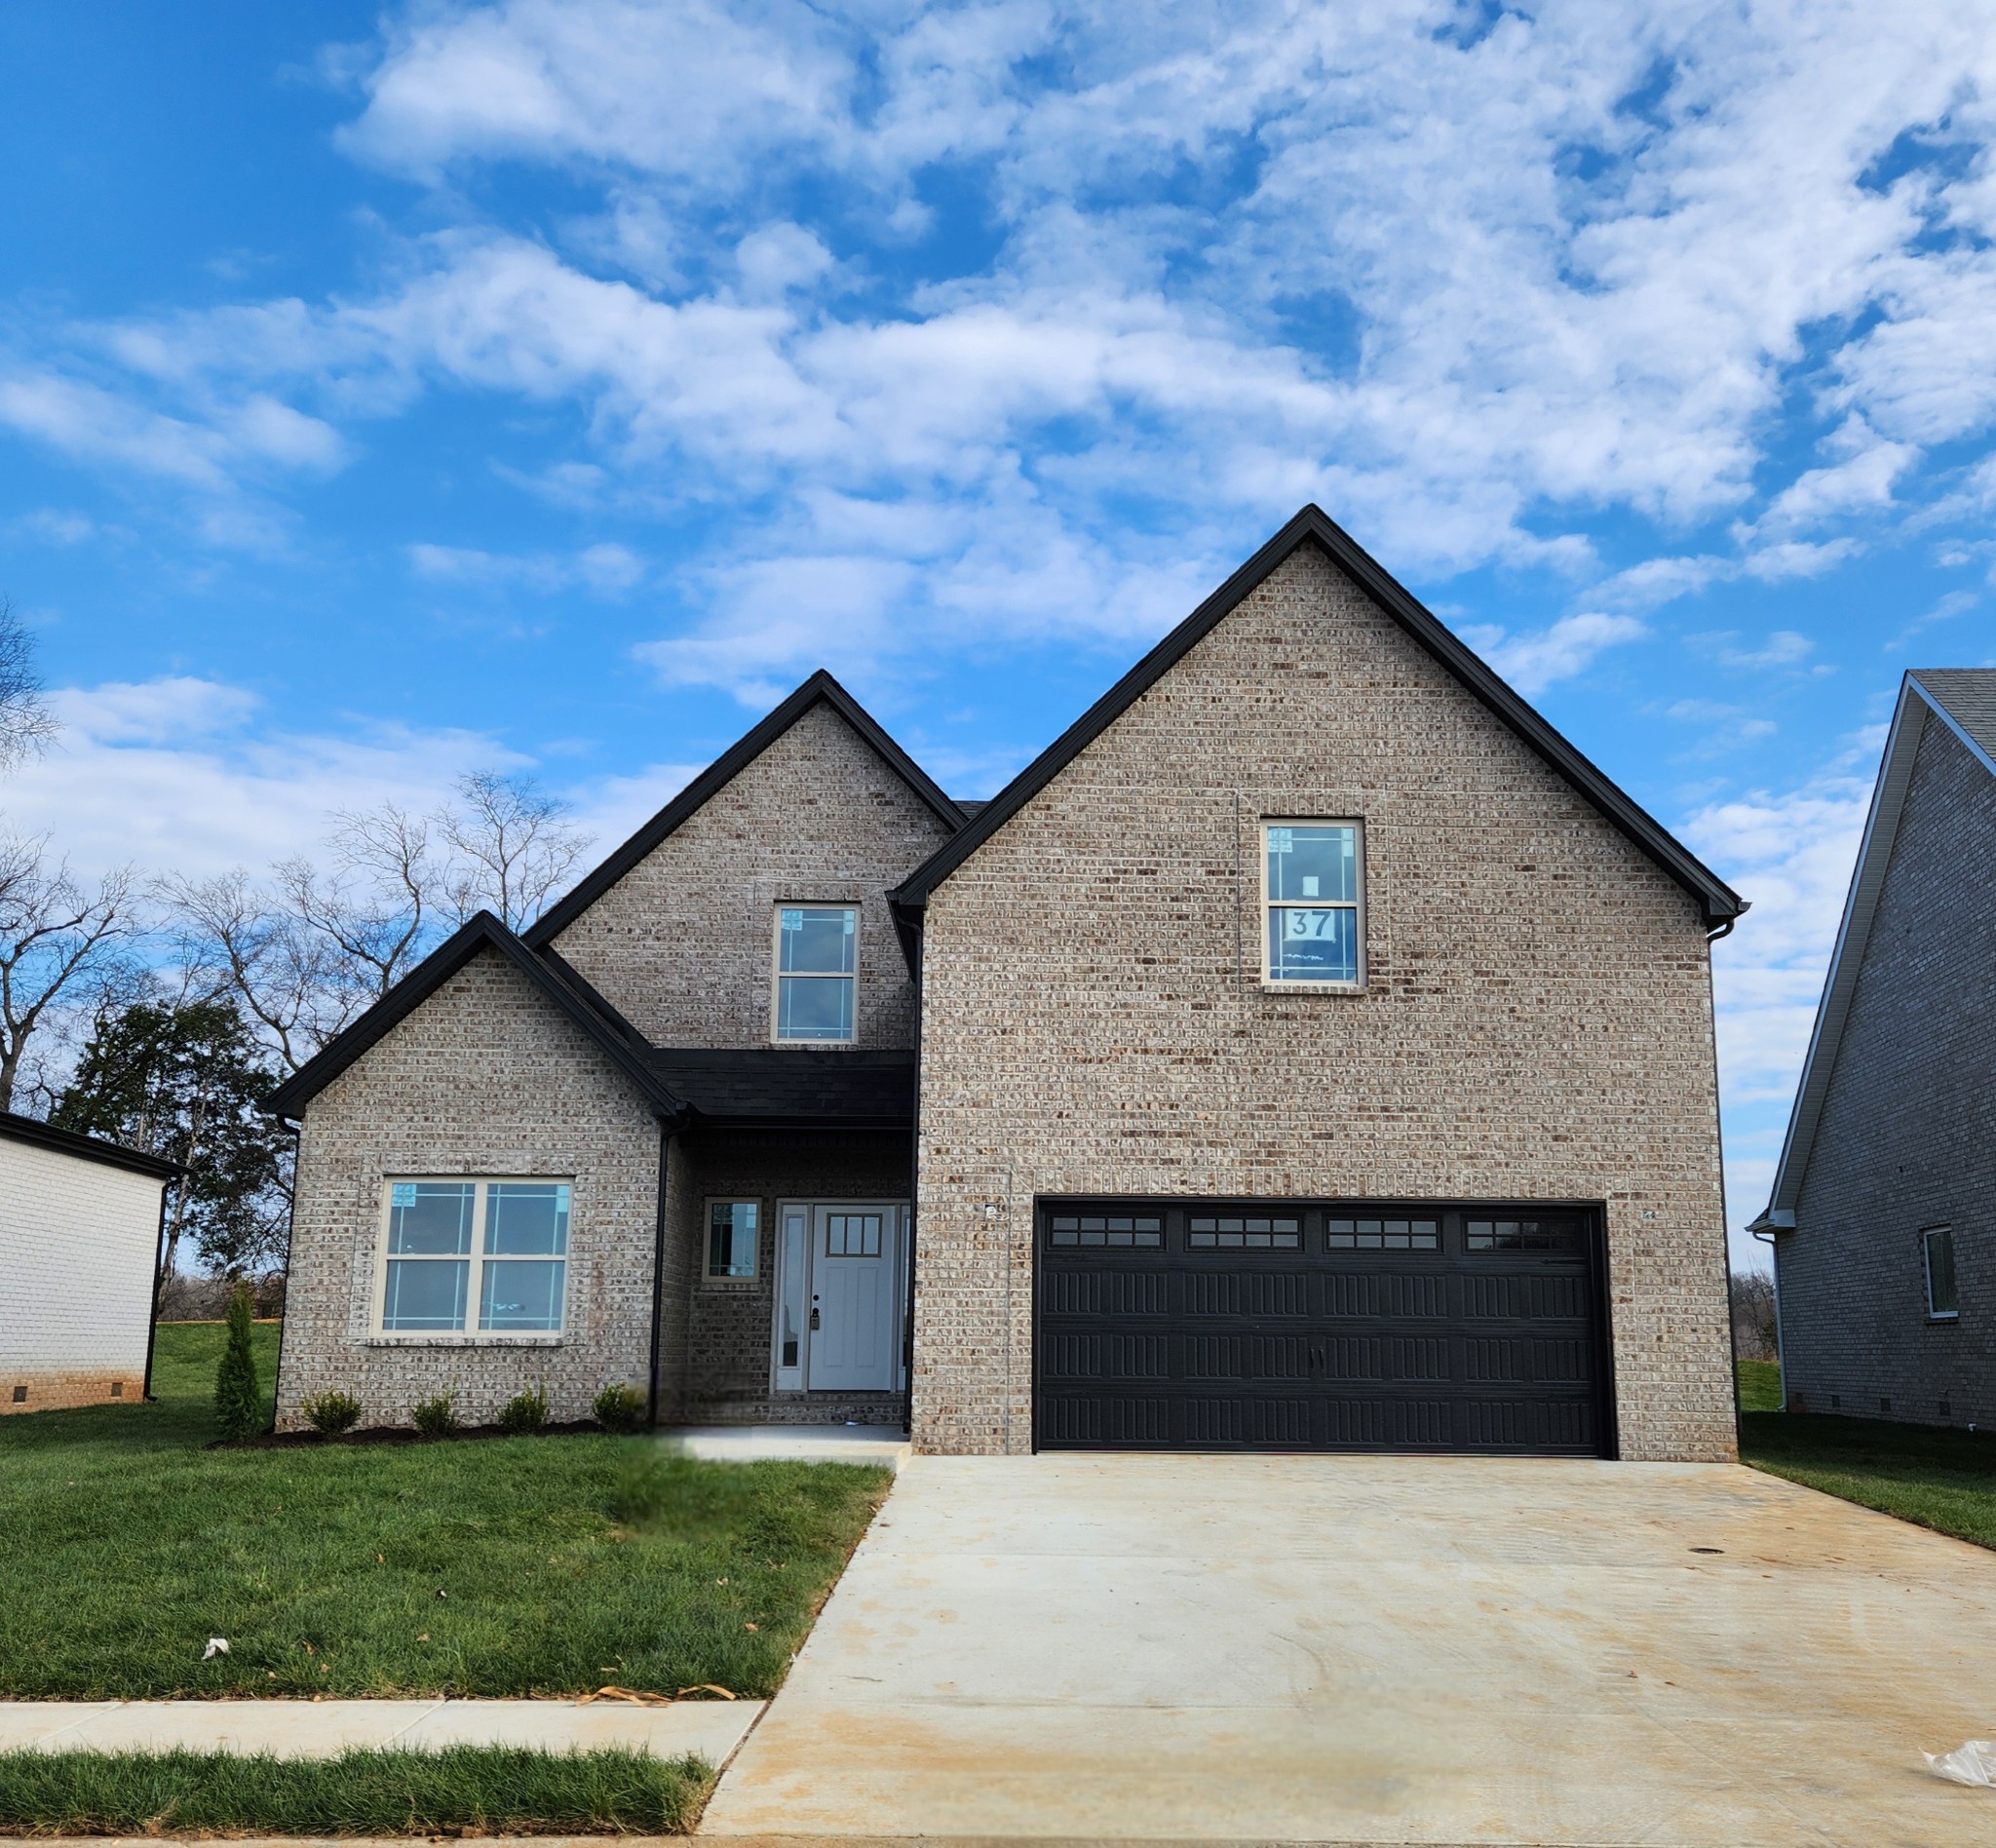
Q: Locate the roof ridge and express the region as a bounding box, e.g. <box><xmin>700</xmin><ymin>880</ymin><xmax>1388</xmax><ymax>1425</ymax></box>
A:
<box><xmin>525</xmin><ymin>671</ymin><xmax>966</xmax><ymax>948</ymax></box>
<box><xmin>890</xmin><ymin>505</ymin><xmax>1745</xmax><ymax>930</ymax></box>
<box><xmin>266</xmin><ymin>912</ymin><xmax>687</xmax><ymax>1122</ymax></box>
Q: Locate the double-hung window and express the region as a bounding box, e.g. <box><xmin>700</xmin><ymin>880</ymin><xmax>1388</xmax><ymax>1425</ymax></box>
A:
<box><xmin>1924</xmin><ymin>1225</ymin><xmax>1959</xmax><ymax>1319</ymax></box>
<box><xmin>1264</xmin><ymin>822</ymin><xmax>1363</xmax><ymax>986</ymax></box>
<box><xmin>707</xmin><ymin>1200</ymin><xmax>759</xmax><ymax>1280</ymax></box>
<box><xmin>378</xmin><ymin>1178</ymin><xmax>570</xmax><ymax>1335</ymax></box>
<box><xmin>774</xmin><ymin>905</ymin><xmax>856</xmax><ymax>1041</ymax></box>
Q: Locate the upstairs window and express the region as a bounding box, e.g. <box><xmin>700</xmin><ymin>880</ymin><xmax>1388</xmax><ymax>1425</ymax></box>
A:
<box><xmin>1924</xmin><ymin>1226</ymin><xmax>1958</xmax><ymax>1319</ymax></box>
<box><xmin>379</xmin><ymin>1179</ymin><xmax>569</xmax><ymax>1335</ymax></box>
<box><xmin>774</xmin><ymin>905</ymin><xmax>857</xmax><ymax>1041</ymax></box>
<box><xmin>1264</xmin><ymin>823</ymin><xmax>1363</xmax><ymax>986</ymax></box>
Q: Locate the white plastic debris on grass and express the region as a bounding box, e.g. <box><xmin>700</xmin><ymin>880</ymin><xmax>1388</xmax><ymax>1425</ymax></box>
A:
<box><xmin>1924</xmin><ymin>1740</ymin><xmax>1996</xmax><ymax>1787</ymax></box>
<box><xmin>202</xmin><ymin>1637</ymin><xmax>229</xmax><ymax>1660</ymax></box>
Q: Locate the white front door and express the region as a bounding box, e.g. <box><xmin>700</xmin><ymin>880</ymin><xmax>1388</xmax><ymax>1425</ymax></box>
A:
<box><xmin>805</xmin><ymin>1204</ymin><xmax>901</xmax><ymax>1392</ymax></box>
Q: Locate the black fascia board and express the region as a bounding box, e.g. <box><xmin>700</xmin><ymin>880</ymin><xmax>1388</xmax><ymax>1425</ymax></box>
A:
<box><xmin>264</xmin><ymin>911</ymin><xmax>688</xmax><ymax>1124</ymax></box>
<box><xmin>0</xmin><ymin>1110</ymin><xmax>181</xmax><ymax>1180</ymax></box>
<box><xmin>525</xmin><ymin>670</ymin><xmax>969</xmax><ymax>950</ymax></box>
<box><xmin>890</xmin><ymin>505</ymin><xmax>1746</xmax><ymax>931</ymax></box>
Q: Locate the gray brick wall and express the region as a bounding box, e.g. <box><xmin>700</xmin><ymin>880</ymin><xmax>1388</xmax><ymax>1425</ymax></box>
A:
<box><xmin>552</xmin><ymin>701</ymin><xmax>957</xmax><ymax>1049</ymax></box>
<box><xmin>1778</xmin><ymin>715</ymin><xmax>1996</xmax><ymax>1425</ymax></box>
<box><xmin>276</xmin><ymin>946</ymin><xmax>663</xmax><ymax>1431</ymax></box>
<box><xmin>911</xmin><ymin>545</ymin><xmax>1735</xmax><ymax>1461</ymax></box>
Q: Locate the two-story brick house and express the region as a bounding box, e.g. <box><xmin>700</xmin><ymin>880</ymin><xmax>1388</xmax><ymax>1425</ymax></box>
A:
<box><xmin>270</xmin><ymin>507</ymin><xmax>1746</xmax><ymax>1460</ymax></box>
<box><xmin>1750</xmin><ymin>671</ymin><xmax>1996</xmax><ymax>1427</ymax></box>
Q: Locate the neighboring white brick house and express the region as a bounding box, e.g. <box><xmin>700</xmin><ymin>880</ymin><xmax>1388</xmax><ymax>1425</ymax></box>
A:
<box><xmin>271</xmin><ymin>509</ymin><xmax>1747</xmax><ymax>1459</ymax></box>
<box><xmin>0</xmin><ymin>1112</ymin><xmax>176</xmax><ymax>1414</ymax></box>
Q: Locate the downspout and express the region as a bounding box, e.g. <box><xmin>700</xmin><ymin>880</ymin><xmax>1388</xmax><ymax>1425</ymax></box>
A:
<box><xmin>1753</xmin><ymin>1225</ymin><xmax>1788</xmax><ymax>1412</ymax></box>
<box><xmin>262</xmin><ymin>1117</ymin><xmax>300</xmax><ymax>1430</ymax></box>
<box><xmin>646</xmin><ymin>1121</ymin><xmax>674</xmax><ymax>1431</ymax></box>
<box><xmin>1705</xmin><ymin>907</ymin><xmax>1743</xmax><ymax>1450</ymax></box>
<box><xmin>903</xmin><ymin>930</ymin><xmax>922</xmax><ymax>1439</ymax></box>
<box><xmin>140</xmin><ymin>1173</ymin><xmax>174</xmax><ymax>1404</ymax></box>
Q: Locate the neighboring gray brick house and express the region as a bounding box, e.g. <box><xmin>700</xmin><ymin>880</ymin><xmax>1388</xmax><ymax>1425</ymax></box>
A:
<box><xmin>271</xmin><ymin>507</ymin><xmax>1746</xmax><ymax>1459</ymax></box>
<box><xmin>1750</xmin><ymin>671</ymin><xmax>1996</xmax><ymax>1428</ymax></box>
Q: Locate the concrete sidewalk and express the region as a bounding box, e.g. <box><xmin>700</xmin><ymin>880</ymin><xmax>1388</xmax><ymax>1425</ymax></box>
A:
<box><xmin>702</xmin><ymin>1452</ymin><xmax>1996</xmax><ymax>1845</ymax></box>
<box><xmin>0</xmin><ymin>1698</ymin><xmax>762</xmax><ymax>1764</ymax></box>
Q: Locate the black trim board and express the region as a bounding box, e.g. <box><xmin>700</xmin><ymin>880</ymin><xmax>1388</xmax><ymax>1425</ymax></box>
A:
<box><xmin>892</xmin><ymin>505</ymin><xmax>1746</xmax><ymax>931</ymax></box>
<box><xmin>527</xmin><ymin>670</ymin><xmax>967</xmax><ymax>949</ymax></box>
<box><xmin>264</xmin><ymin>912</ymin><xmax>688</xmax><ymax>1122</ymax></box>
<box><xmin>0</xmin><ymin>1110</ymin><xmax>180</xmax><ymax>1180</ymax></box>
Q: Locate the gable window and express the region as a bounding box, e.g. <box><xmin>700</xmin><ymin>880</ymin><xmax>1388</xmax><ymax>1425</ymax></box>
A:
<box><xmin>708</xmin><ymin>1200</ymin><xmax>760</xmax><ymax>1280</ymax></box>
<box><xmin>1264</xmin><ymin>822</ymin><xmax>1363</xmax><ymax>986</ymax></box>
<box><xmin>1924</xmin><ymin>1225</ymin><xmax>1958</xmax><ymax>1319</ymax></box>
<box><xmin>774</xmin><ymin>905</ymin><xmax>856</xmax><ymax>1041</ymax></box>
<box><xmin>377</xmin><ymin>1179</ymin><xmax>569</xmax><ymax>1336</ymax></box>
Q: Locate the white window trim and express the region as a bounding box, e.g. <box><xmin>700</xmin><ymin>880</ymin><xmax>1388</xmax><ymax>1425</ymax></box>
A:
<box><xmin>1923</xmin><ymin>1223</ymin><xmax>1959</xmax><ymax>1321</ymax></box>
<box><xmin>703</xmin><ymin>1196</ymin><xmax>763</xmax><ymax>1287</ymax></box>
<box><xmin>369</xmin><ymin>1176</ymin><xmax>572</xmax><ymax>1344</ymax></box>
<box><xmin>770</xmin><ymin>903</ymin><xmax>859</xmax><ymax>1044</ymax></box>
<box><xmin>1259</xmin><ymin>818</ymin><xmax>1366</xmax><ymax>992</ymax></box>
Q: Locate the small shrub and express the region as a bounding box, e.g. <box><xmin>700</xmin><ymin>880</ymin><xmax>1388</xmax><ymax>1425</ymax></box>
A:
<box><xmin>300</xmin><ymin>1390</ymin><xmax>363</xmax><ymax>1437</ymax></box>
<box><xmin>410</xmin><ymin>1391</ymin><xmax>459</xmax><ymax>1438</ymax></box>
<box><xmin>498</xmin><ymin>1386</ymin><xmax>549</xmax><ymax>1434</ymax></box>
<box><xmin>213</xmin><ymin>1283</ymin><xmax>263</xmax><ymax>1442</ymax></box>
<box><xmin>592</xmin><ymin>1382</ymin><xmax>646</xmax><ymax>1432</ymax></box>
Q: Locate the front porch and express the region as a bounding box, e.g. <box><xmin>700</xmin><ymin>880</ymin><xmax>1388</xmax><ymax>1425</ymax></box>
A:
<box><xmin>654</xmin><ymin>1086</ymin><xmax>913</xmax><ymax>1428</ymax></box>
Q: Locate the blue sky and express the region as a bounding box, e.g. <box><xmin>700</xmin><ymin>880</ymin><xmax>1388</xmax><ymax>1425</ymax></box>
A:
<box><xmin>4</xmin><ymin>1</ymin><xmax>1995</xmax><ymax>1264</ymax></box>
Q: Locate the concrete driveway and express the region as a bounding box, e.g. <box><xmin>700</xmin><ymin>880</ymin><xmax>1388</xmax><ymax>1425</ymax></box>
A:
<box><xmin>702</xmin><ymin>1453</ymin><xmax>1996</xmax><ymax>1845</ymax></box>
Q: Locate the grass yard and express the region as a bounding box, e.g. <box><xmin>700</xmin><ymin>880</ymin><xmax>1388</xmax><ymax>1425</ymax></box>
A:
<box><xmin>1735</xmin><ymin>1358</ymin><xmax>1996</xmax><ymax>1554</ymax></box>
<box><xmin>0</xmin><ymin>1745</ymin><xmax>708</xmax><ymax>1836</ymax></box>
<box><xmin>1736</xmin><ymin>1357</ymin><xmax>1783</xmax><ymax>1412</ymax></box>
<box><xmin>0</xmin><ymin>1322</ymin><xmax>889</xmax><ymax>1701</ymax></box>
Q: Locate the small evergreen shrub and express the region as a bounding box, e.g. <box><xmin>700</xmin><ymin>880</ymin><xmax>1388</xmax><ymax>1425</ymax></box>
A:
<box><xmin>410</xmin><ymin>1391</ymin><xmax>459</xmax><ymax>1438</ymax></box>
<box><xmin>300</xmin><ymin>1390</ymin><xmax>363</xmax><ymax>1437</ymax></box>
<box><xmin>212</xmin><ymin>1283</ymin><xmax>263</xmax><ymax>1442</ymax></box>
<box><xmin>592</xmin><ymin>1383</ymin><xmax>646</xmax><ymax>1432</ymax></box>
<box><xmin>498</xmin><ymin>1386</ymin><xmax>549</xmax><ymax>1434</ymax></box>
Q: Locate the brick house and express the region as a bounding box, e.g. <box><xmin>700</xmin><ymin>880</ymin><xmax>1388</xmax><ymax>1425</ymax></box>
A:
<box><xmin>270</xmin><ymin>507</ymin><xmax>1746</xmax><ymax>1460</ymax></box>
<box><xmin>1750</xmin><ymin>670</ymin><xmax>1996</xmax><ymax>1427</ymax></box>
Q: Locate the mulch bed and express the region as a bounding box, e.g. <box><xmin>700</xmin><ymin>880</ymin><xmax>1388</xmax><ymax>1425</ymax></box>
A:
<box><xmin>211</xmin><ymin>1420</ymin><xmax>636</xmax><ymax>1451</ymax></box>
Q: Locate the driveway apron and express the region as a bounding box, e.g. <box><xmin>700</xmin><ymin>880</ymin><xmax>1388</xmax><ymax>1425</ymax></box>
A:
<box><xmin>700</xmin><ymin>1452</ymin><xmax>1996</xmax><ymax>1845</ymax></box>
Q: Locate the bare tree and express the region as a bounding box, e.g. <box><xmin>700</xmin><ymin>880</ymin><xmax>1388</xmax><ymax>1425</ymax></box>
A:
<box><xmin>0</xmin><ymin>836</ymin><xmax>134</xmax><ymax>1111</ymax></box>
<box><xmin>437</xmin><ymin>771</ymin><xmax>592</xmax><ymax>931</ymax></box>
<box><xmin>157</xmin><ymin>870</ymin><xmax>357</xmax><ymax>1078</ymax></box>
<box><xmin>1731</xmin><ymin>1270</ymin><xmax>1779</xmax><ymax>1363</ymax></box>
<box><xmin>0</xmin><ymin>598</ymin><xmax>57</xmax><ymax>771</ymax></box>
<box><xmin>164</xmin><ymin>770</ymin><xmax>591</xmax><ymax>1077</ymax></box>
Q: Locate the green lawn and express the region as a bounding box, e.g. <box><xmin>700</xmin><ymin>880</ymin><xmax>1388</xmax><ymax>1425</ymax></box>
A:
<box><xmin>1735</xmin><ymin>1358</ymin><xmax>1996</xmax><ymax>1553</ymax></box>
<box><xmin>0</xmin><ymin>1322</ymin><xmax>889</xmax><ymax>1700</ymax></box>
<box><xmin>0</xmin><ymin>1745</ymin><xmax>708</xmax><ymax>1836</ymax></box>
<box><xmin>1736</xmin><ymin>1357</ymin><xmax>1783</xmax><ymax>1412</ymax></box>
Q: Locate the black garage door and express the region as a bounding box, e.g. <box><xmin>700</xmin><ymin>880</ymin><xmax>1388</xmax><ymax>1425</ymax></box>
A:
<box><xmin>1036</xmin><ymin>1200</ymin><xmax>1612</xmax><ymax>1455</ymax></box>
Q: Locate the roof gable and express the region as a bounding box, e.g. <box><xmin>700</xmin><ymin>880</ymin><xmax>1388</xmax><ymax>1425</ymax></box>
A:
<box><xmin>1754</xmin><ymin>670</ymin><xmax>1996</xmax><ymax>1228</ymax></box>
<box><xmin>526</xmin><ymin>670</ymin><xmax>966</xmax><ymax>949</ymax></box>
<box><xmin>0</xmin><ymin>1110</ymin><xmax>180</xmax><ymax>1180</ymax></box>
<box><xmin>891</xmin><ymin>506</ymin><xmax>1745</xmax><ymax>930</ymax></box>
<box><xmin>265</xmin><ymin>912</ymin><xmax>685</xmax><ymax>1122</ymax></box>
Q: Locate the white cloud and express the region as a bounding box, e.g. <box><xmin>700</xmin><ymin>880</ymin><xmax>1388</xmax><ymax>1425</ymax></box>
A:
<box><xmin>1455</xmin><ymin>611</ymin><xmax>1648</xmax><ymax>697</ymax></box>
<box><xmin>13</xmin><ymin>2</ymin><xmax>1996</xmax><ymax>676</ymax></box>
<box><xmin>407</xmin><ymin>539</ymin><xmax>645</xmax><ymax>595</ymax></box>
<box><xmin>0</xmin><ymin>676</ymin><xmax>521</xmax><ymax>880</ymax></box>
